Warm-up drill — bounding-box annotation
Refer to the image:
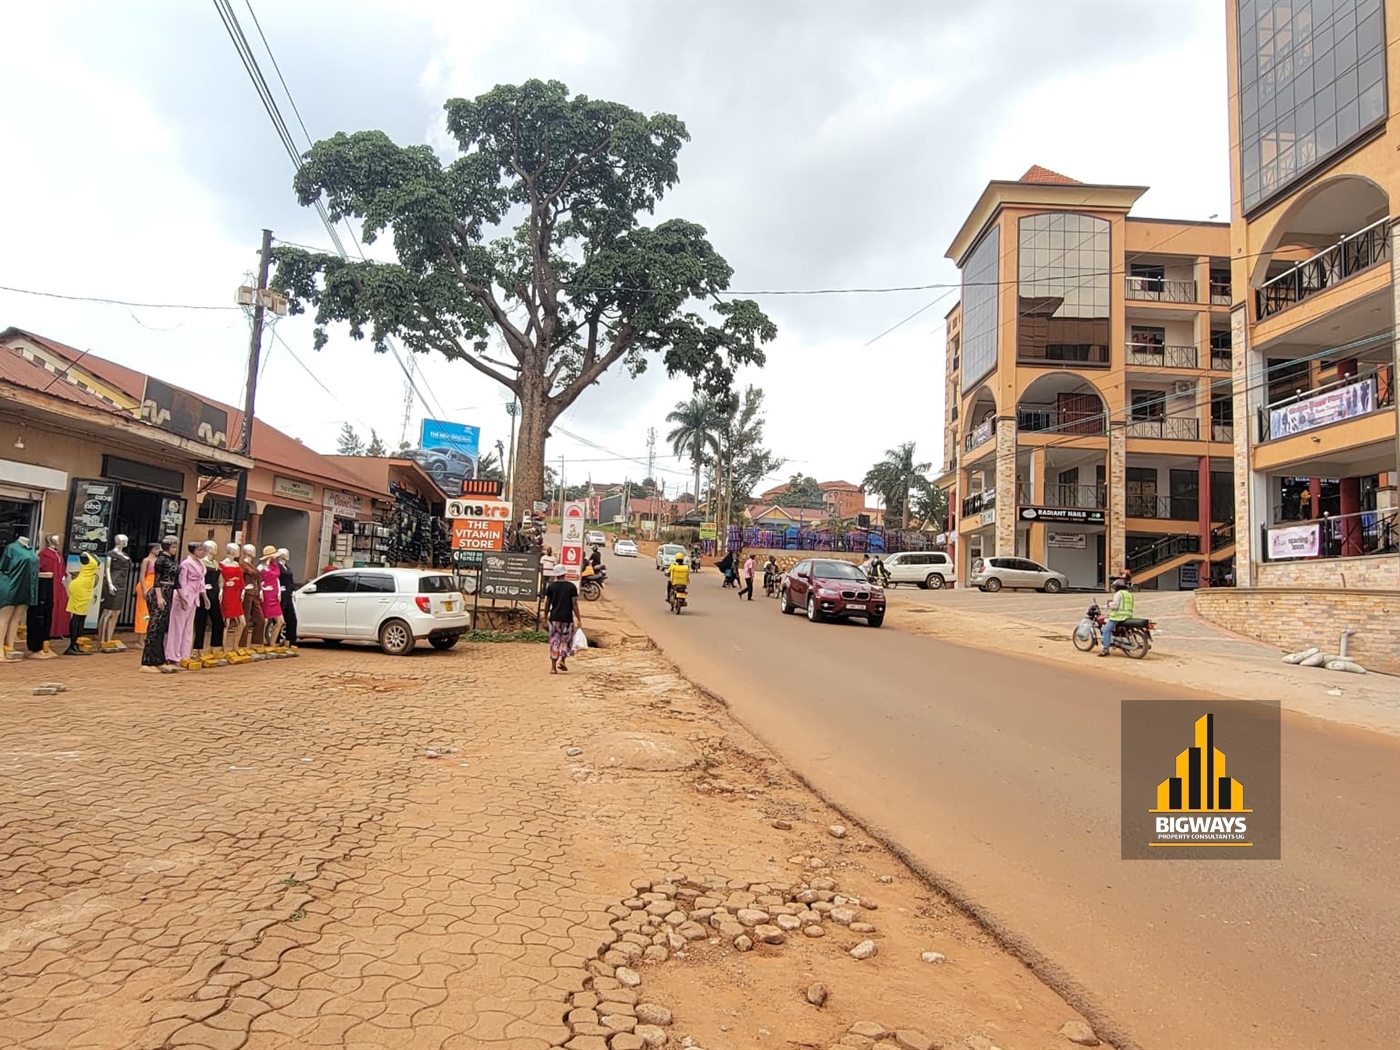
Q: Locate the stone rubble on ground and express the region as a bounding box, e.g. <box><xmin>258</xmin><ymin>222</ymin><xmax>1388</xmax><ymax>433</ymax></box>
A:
<box><xmin>828</xmin><ymin>823</ymin><xmax>847</xmax><ymax>838</ymax></box>
<box><xmin>806</xmin><ymin>981</ymin><xmax>829</xmax><ymax>1007</ymax></box>
<box><xmin>920</xmin><ymin>951</ymin><xmax>947</xmax><ymax>964</ymax></box>
<box><xmin>850</xmin><ymin>939</ymin><xmax>879</xmax><ymax>960</ymax></box>
<box><xmin>1059</xmin><ymin>1019</ymin><xmax>1101</xmax><ymax>1045</ymax></box>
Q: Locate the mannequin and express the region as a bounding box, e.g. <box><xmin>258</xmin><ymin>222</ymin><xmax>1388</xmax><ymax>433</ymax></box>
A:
<box><xmin>219</xmin><ymin>542</ymin><xmax>245</xmax><ymax>652</ymax></box>
<box><xmin>259</xmin><ymin>546</ymin><xmax>284</xmax><ymax>647</ymax></box>
<box><xmin>240</xmin><ymin>543</ymin><xmax>265</xmax><ymax>648</ymax></box>
<box><xmin>276</xmin><ymin>547</ymin><xmax>297</xmax><ymax>648</ymax></box>
<box><xmin>167</xmin><ymin>542</ymin><xmax>205</xmax><ymax>668</ymax></box>
<box><xmin>26</xmin><ymin>535</ymin><xmax>65</xmax><ymax>659</ymax></box>
<box><xmin>97</xmin><ymin>534</ymin><xmax>132</xmax><ymax>652</ymax></box>
<box><xmin>64</xmin><ymin>551</ymin><xmax>99</xmax><ymax>655</ymax></box>
<box><xmin>139</xmin><ymin>536</ymin><xmax>179</xmax><ymax>673</ymax></box>
<box><xmin>0</xmin><ymin>536</ymin><xmax>39</xmax><ymax>660</ymax></box>
<box><xmin>192</xmin><ymin>540</ymin><xmax>224</xmax><ymax>658</ymax></box>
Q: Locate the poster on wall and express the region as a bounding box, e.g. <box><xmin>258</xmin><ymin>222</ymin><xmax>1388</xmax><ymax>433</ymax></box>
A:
<box><xmin>66</xmin><ymin>479</ymin><xmax>117</xmax><ymax>557</ymax></box>
<box><xmin>1267</xmin><ymin>522</ymin><xmax>1320</xmax><ymax>560</ymax></box>
<box><xmin>412</xmin><ymin>419</ymin><xmax>480</xmax><ymax>494</ymax></box>
<box><xmin>1268</xmin><ymin>376</ymin><xmax>1376</xmax><ymax>439</ymax></box>
<box><xmin>1047</xmin><ymin>531</ymin><xmax>1087</xmax><ymax>549</ymax></box>
<box><xmin>1179</xmin><ymin>564</ymin><xmax>1200</xmax><ymax>588</ymax></box>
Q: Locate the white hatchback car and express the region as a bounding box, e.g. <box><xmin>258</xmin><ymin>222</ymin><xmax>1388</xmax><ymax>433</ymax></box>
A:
<box><xmin>295</xmin><ymin>568</ymin><xmax>471</xmax><ymax>655</ymax></box>
<box><xmin>655</xmin><ymin>543</ymin><xmax>687</xmax><ymax>570</ymax></box>
<box><xmin>614</xmin><ymin>539</ymin><xmax>639</xmax><ymax>557</ymax></box>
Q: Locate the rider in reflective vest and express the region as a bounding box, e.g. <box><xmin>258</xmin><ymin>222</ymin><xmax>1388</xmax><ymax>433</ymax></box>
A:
<box><xmin>1100</xmin><ymin>579</ymin><xmax>1135</xmax><ymax>656</ymax></box>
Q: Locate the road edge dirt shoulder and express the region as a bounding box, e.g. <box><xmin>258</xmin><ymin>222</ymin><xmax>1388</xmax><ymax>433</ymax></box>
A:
<box><xmin>599</xmin><ymin>607</ymin><xmax>1142</xmax><ymax>1050</ymax></box>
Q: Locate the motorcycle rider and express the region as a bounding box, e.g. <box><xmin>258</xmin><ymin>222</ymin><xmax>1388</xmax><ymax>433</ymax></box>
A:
<box><xmin>762</xmin><ymin>555</ymin><xmax>780</xmax><ymax>596</ymax></box>
<box><xmin>666</xmin><ymin>551</ymin><xmax>691</xmax><ymax>606</ymax></box>
<box><xmin>1100</xmin><ymin>578</ymin><xmax>1135</xmax><ymax>657</ymax></box>
<box><xmin>866</xmin><ymin>555</ymin><xmax>890</xmax><ymax>587</ymax></box>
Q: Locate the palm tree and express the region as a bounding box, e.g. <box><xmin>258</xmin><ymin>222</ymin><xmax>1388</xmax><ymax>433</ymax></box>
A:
<box><xmin>863</xmin><ymin>442</ymin><xmax>932</xmax><ymax>529</ymax></box>
<box><xmin>666</xmin><ymin>396</ymin><xmax>722</xmax><ymax>508</ymax></box>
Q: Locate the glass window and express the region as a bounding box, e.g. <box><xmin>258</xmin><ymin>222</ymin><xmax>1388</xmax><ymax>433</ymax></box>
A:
<box><xmin>311</xmin><ymin>572</ymin><xmax>355</xmax><ymax>594</ymax></box>
<box><xmin>960</xmin><ymin>225</ymin><xmax>1000</xmax><ymax>394</ymax></box>
<box><xmin>418</xmin><ymin>575</ymin><xmax>459</xmax><ymax>593</ymax></box>
<box><xmin>1016</xmin><ymin>213</ymin><xmax>1110</xmax><ymax>366</ymax></box>
<box><xmin>353</xmin><ymin>573</ymin><xmax>396</xmax><ymax>593</ymax></box>
<box><xmin>1237</xmin><ymin>0</ymin><xmax>1387</xmax><ymax>211</ymax></box>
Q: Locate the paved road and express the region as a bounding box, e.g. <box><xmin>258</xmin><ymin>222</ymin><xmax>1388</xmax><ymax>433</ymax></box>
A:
<box><xmin>604</xmin><ymin>553</ymin><xmax>1400</xmax><ymax>1050</ymax></box>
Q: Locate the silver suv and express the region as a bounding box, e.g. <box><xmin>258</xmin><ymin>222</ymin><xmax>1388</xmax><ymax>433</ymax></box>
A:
<box><xmin>881</xmin><ymin>550</ymin><xmax>954</xmax><ymax>589</ymax></box>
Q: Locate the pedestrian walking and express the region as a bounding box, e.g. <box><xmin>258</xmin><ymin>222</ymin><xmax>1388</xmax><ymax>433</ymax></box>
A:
<box><xmin>544</xmin><ymin>565</ymin><xmax>581</xmax><ymax>674</ymax></box>
<box><xmin>738</xmin><ymin>552</ymin><xmax>756</xmax><ymax>600</ymax></box>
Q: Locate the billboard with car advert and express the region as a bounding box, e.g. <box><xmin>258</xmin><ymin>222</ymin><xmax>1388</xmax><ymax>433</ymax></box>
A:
<box><xmin>412</xmin><ymin>419</ymin><xmax>480</xmax><ymax>494</ymax></box>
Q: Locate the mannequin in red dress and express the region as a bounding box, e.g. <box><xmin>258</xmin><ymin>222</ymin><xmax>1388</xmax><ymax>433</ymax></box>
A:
<box><xmin>219</xmin><ymin>543</ymin><xmax>245</xmax><ymax>650</ymax></box>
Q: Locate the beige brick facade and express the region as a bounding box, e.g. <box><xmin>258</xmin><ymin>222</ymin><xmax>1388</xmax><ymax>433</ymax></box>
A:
<box><xmin>994</xmin><ymin>419</ymin><xmax>1017</xmax><ymax>556</ymax></box>
<box><xmin>1108</xmin><ymin>425</ymin><xmax>1126</xmax><ymax>575</ymax></box>
<box><xmin>1195</xmin><ymin>587</ymin><xmax>1400</xmax><ymax>676</ymax></box>
<box><xmin>1254</xmin><ymin>554</ymin><xmax>1399</xmax><ymax>589</ymax></box>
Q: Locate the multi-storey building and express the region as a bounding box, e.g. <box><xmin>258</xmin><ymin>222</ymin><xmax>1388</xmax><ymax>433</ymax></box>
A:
<box><xmin>1222</xmin><ymin>0</ymin><xmax>1398</xmax><ymax>597</ymax></box>
<box><xmin>940</xmin><ymin>166</ymin><xmax>1237</xmax><ymax>590</ymax></box>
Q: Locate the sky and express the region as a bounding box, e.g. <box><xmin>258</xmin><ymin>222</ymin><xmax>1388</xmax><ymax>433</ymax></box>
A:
<box><xmin>0</xmin><ymin>0</ymin><xmax>1230</xmax><ymax>501</ymax></box>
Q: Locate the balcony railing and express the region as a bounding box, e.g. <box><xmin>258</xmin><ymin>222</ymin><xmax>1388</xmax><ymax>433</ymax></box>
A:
<box><xmin>1211</xmin><ymin>423</ymin><xmax>1235</xmax><ymax>443</ymax></box>
<box><xmin>1046</xmin><ymin>483</ymin><xmax>1106</xmax><ymax>509</ymax></box>
<box><xmin>961</xmin><ymin>487</ymin><xmax>996</xmax><ymax>518</ymax></box>
<box><xmin>1210</xmin><ymin>347</ymin><xmax>1232</xmax><ymax>371</ymax></box>
<box><xmin>1211</xmin><ymin>522</ymin><xmax>1236</xmax><ymax>551</ymax></box>
<box><xmin>1017</xmin><ymin>409</ymin><xmax>1108</xmax><ymax>436</ymax></box>
<box><xmin>1126</xmin><ymin>277</ymin><xmax>1198</xmax><ymax>303</ymax></box>
<box><xmin>1126</xmin><ymin>494</ymin><xmax>1199</xmax><ymax>521</ymax></box>
<box><xmin>1209</xmin><ymin>281</ymin><xmax>1231</xmax><ymax>306</ymax></box>
<box><xmin>964</xmin><ymin>417</ymin><xmax>995</xmax><ymax>453</ymax></box>
<box><xmin>1126</xmin><ymin>417</ymin><xmax>1201</xmax><ymax>440</ymax></box>
<box><xmin>1126</xmin><ymin>342</ymin><xmax>1199</xmax><ymax>369</ymax></box>
<box><xmin>1255</xmin><ymin>366</ymin><xmax>1395</xmax><ymax>443</ymax></box>
<box><xmin>1126</xmin><ymin>533</ymin><xmax>1201</xmax><ymax>573</ymax></box>
<box><xmin>1262</xmin><ymin>509</ymin><xmax>1400</xmax><ymax>562</ymax></box>
<box><xmin>1256</xmin><ymin>217</ymin><xmax>1392</xmax><ymax>320</ymax></box>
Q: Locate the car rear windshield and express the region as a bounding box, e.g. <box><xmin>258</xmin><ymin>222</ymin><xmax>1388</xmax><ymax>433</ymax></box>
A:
<box><xmin>418</xmin><ymin>575</ymin><xmax>459</xmax><ymax>593</ymax></box>
<box><xmin>814</xmin><ymin>561</ymin><xmax>866</xmax><ymax>580</ymax></box>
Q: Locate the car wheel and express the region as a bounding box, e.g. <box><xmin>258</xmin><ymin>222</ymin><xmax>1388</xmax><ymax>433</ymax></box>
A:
<box><xmin>1043</xmin><ymin>578</ymin><xmax>1063</xmax><ymax>593</ymax></box>
<box><xmin>868</xmin><ymin>614</ymin><xmax>884</xmax><ymax>628</ymax></box>
<box><xmin>779</xmin><ymin>588</ymin><xmax>793</xmax><ymax>614</ymax></box>
<box><xmin>378</xmin><ymin>618</ymin><xmax>415</xmax><ymax>656</ymax></box>
<box><xmin>806</xmin><ymin>596</ymin><xmax>823</xmax><ymax>623</ymax></box>
<box><xmin>984</xmin><ymin>577</ymin><xmax>1003</xmax><ymax>592</ymax></box>
<box><xmin>429</xmin><ymin>634</ymin><xmax>460</xmax><ymax>651</ymax></box>
<box><xmin>926</xmin><ymin>573</ymin><xmax>945</xmax><ymax>590</ymax></box>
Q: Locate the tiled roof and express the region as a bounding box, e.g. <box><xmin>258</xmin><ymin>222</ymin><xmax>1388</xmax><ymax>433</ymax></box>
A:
<box><xmin>1019</xmin><ymin>165</ymin><xmax>1081</xmax><ymax>185</ymax></box>
<box><xmin>1</xmin><ymin>328</ymin><xmax>378</xmax><ymax>496</ymax></box>
<box><xmin>0</xmin><ymin>345</ymin><xmax>127</xmax><ymax>414</ymax></box>
<box><xmin>818</xmin><ymin>480</ymin><xmax>860</xmax><ymax>491</ymax></box>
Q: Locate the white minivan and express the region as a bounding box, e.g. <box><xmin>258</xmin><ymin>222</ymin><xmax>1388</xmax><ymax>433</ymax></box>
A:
<box><xmin>882</xmin><ymin>550</ymin><xmax>955</xmax><ymax>589</ymax></box>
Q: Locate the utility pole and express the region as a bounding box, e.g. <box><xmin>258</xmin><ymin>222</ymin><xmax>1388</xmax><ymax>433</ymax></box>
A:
<box><xmin>505</xmin><ymin>399</ymin><xmax>518</xmax><ymax>504</ymax></box>
<box><xmin>645</xmin><ymin>427</ymin><xmax>656</xmax><ymax>539</ymax></box>
<box><xmin>233</xmin><ymin>228</ymin><xmax>274</xmax><ymax>543</ymax></box>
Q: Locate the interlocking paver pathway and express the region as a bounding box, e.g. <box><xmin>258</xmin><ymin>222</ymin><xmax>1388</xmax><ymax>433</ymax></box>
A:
<box><xmin>0</xmin><ymin>606</ymin><xmax>1090</xmax><ymax>1050</ymax></box>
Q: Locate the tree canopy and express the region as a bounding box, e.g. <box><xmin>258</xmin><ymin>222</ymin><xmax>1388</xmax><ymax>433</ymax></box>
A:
<box><xmin>863</xmin><ymin>442</ymin><xmax>933</xmax><ymax>529</ymax></box>
<box><xmin>273</xmin><ymin>79</ymin><xmax>777</xmax><ymax>507</ymax></box>
<box><xmin>773</xmin><ymin>472</ymin><xmax>826</xmax><ymax>511</ymax></box>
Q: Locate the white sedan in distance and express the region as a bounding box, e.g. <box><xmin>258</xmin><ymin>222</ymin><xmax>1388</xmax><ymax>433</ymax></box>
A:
<box><xmin>614</xmin><ymin>538</ymin><xmax>638</xmax><ymax>557</ymax></box>
<box><xmin>294</xmin><ymin>567</ymin><xmax>470</xmax><ymax>655</ymax></box>
<box><xmin>655</xmin><ymin>543</ymin><xmax>687</xmax><ymax>570</ymax></box>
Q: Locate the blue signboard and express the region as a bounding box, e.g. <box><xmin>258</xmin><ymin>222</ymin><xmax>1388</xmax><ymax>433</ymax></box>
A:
<box><xmin>413</xmin><ymin>420</ymin><xmax>480</xmax><ymax>493</ymax></box>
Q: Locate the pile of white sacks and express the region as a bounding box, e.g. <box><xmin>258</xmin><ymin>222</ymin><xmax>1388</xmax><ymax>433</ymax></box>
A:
<box><xmin>1282</xmin><ymin>645</ymin><xmax>1367</xmax><ymax>674</ymax></box>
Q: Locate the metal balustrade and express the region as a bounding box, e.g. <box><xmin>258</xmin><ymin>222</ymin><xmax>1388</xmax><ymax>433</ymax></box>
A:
<box><xmin>1256</xmin><ymin>218</ymin><xmax>1392</xmax><ymax>320</ymax></box>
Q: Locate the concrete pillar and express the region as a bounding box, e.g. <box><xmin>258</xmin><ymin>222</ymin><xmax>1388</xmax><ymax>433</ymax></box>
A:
<box><xmin>1340</xmin><ymin>476</ymin><xmax>1362</xmax><ymax>556</ymax></box>
<box><xmin>1031</xmin><ymin>446</ymin><xmax>1047</xmax><ymax>504</ymax></box>
<box><xmin>1377</xmin><ymin>472</ymin><xmax>1399</xmax><ymax>513</ymax></box>
<box><xmin>1230</xmin><ymin>304</ymin><xmax>1255</xmax><ymax>586</ymax></box>
<box><xmin>1198</xmin><ymin>455</ymin><xmax>1211</xmax><ymax>585</ymax></box>
<box><xmin>1307</xmin><ymin>477</ymin><xmax>1322</xmax><ymax>521</ymax></box>
<box><xmin>1108</xmin><ymin>425</ymin><xmax>1126</xmax><ymax>586</ymax></box>
<box><xmin>995</xmin><ymin>419</ymin><xmax>1017</xmax><ymax>557</ymax></box>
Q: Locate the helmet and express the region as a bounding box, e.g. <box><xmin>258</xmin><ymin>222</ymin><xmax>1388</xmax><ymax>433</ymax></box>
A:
<box><xmin>1112</xmin><ymin>579</ymin><xmax>1130</xmax><ymax>592</ymax></box>
<box><xmin>676</xmin><ymin>552</ymin><xmax>686</xmax><ymax>563</ymax></box>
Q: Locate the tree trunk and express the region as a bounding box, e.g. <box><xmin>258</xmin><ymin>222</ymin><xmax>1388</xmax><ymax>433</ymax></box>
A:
<box><xmin>512</xmin><ymin>383</ymin><xmax>550</xmax><ymax>512</ymax></box>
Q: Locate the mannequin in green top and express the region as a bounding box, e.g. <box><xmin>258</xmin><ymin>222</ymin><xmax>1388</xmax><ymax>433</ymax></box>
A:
<box><xmin>0</xmin><ymin>537</ymin><xmax>39</xmax><ymax>659</ymax></box>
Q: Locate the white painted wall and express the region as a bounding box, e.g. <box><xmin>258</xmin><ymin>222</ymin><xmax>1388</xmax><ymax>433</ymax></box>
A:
<box><xmin>1040</xmin><ymin>525</ymin><xmax>1100</xmax><ymax>588</ymax></box>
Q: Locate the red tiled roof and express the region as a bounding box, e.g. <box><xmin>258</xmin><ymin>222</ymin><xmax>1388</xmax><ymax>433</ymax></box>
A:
<box><xmin>1019</xmin><ymin>165</ymin><xmax>1081</xmax><ymax>185</ymax></box>
<box><xmin>0</xmin><ymin>345</ymin><xmax>128</xmax><ymax>415</ymax></box>
<box><xmin>2</xmin><ymin>328</ymin><xmax>377</xmax><ymax>496</ymax></box>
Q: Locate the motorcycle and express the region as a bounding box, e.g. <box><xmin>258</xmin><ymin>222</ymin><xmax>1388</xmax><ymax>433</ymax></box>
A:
<box><xmin>580</xmin><ymin>562</ymin><xmax>607</xmax><ymax>602</ymax></box>
<box><xmin>668</xmin><ymin>584</ymin><xmax>688</xmax><ymax>614</ymax></box>
<box><xmin>763</xmin><ymin>567</ymin><xmax>781</xmax><ymax>598</ymax></box>
<box><xmin>1072</xmin><ymin>602</ymin><xmax>1154</xmax><ymax>659</ymax></box>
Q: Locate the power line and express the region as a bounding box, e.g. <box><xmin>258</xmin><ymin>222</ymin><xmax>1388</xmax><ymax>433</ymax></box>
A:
<box><xmin>0</xmin><ymin>283</ymin><xmax>241</xmax><ymax>311</ymax></box>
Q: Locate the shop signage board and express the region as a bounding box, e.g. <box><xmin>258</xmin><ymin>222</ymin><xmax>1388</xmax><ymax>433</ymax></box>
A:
<box><xmin>1268</xmin><ymin>376</ymin><xmax>1377</xmax><ymax>440</ymax></box>
<box><xmin>67</xmin><ymin>479</ymin><xmax>117</xmax><ymax>556</ymax></box>
<box><xmin>461</xmin><ymin>478</ymin><xmax>503</xmax><ymax>497</ymax></box>
<box><xmin>480</xmin><ymin>552</ymin><xmax>541</xmax><ymax>601</ymax></box>
<box><xmin>451</xmin><ymin>518</ymin><xmax>506</xmax><ymax>552</ymax></box>
<box><xmin>324</xmin><ymin>490</ymin><xmax>364</xmax><ymax>517</ymax></box>
<box><xmin>560</xmin><ymin>500</ymin><xmax>586</xmax><ymax>580</ymax></box>
<box><xmin>160</xmin><ymin>497</ymin><xmax>186</xmax><ymax>539</ymax></box>
<box><xmin>1047</xmin><ymin>530</ymin><xmax>1087</xmax><ymax>549</ymax></box>
<box><xmin>273</xmin><ymin>476</ymin><xmax>315</xmax><ymax>502</ymax></box>
<box><xmin>139</xmin><ymin>377</ymin><xmax>230</xmax><ymax>449</ymax></box>
<box><xmin>1019</xmin><ymin>506</ymin><xmax>1106</xmax><ymax>525</ymax></box>
<box><xmin>1267</xmin><ymin>522</ymin><xmax>1320</xmax><ymax>559</ymax></box>
<box><xmin>452</xmin><ymin>549</ymin><xmax>483</xmax><ymax>569</ymax></box>
<box><xmin>1179</xmin><ymin>563</ymin><xmax>1200</xmax><ymax>588</ymax></box>
<box><xmin>979</xmin><ymin>509</ymin><xmax>995</xmax><ymax>526</ymax></box>
<box><xmin>532</xmin><ymin>500</ymin><xmax>548</xmax><ymax>515</ymax></box>
<box><xmin>699</xmin><ymin>521</ymin><xmax>717</xmax><ymax>540</ymax></box>
<box><xmin>445</xmin><ymin>498</ymin><xmax>512</xmax><ymax>521</ymax></box>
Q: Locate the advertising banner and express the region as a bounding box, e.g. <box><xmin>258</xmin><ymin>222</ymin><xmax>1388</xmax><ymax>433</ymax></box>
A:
<box><xmin>445</xmin><ymin>498</ymin><xmax>512</xmax><ymax>522</ymax></box>
<box><xmin>1268</xmin><ymin>376</ymin><xmax>1377</xmax><ymax>440</ymax></box>
<box><xmin>480</xmin><ymin>552</ymin><xmax>542</xmax><ymax>601</ymax></box>
<box><xmin>560</xmin><ymin>500</ymin><xmax>587</xmax><ymax>580</ymax></box>
<box><xmin>1019</xmin><ymin>506</ymin><xmax>1106</xmax><ymax>525</ymax></box>
<box><xmin>699</xmin><ymin>522</ymin><xmax>717</xmax><ymax>540</ymax></box>
<box><xmin>1267</xmin><ymin>522</ymin><xmax>1320</xmax><ymax>560</ymax></box>
<box><xmin>414</xmin><ymin>419</ymin><xmax>480</xmax><ymax>493</ymax></box>
<box><xmin>451</xmin><ymin>519</ymin><xmax>505</xmax><ymax>552</ymax></box>
<box><xmin>1047</xmin><ymin>530</ymin><xmax>1087</xmax><ymax>549</ymax></box>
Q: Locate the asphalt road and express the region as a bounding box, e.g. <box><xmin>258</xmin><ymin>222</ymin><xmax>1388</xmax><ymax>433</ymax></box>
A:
<box><xmin>603</xmin><ymin>553</ymin><xmax>1400</xmax><ymax>1050</ymax></box>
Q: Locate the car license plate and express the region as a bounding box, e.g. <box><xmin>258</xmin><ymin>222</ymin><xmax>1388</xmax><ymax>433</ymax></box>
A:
<box><xmin>444</xmin><ymin>601</ymin><xmax>454</xmax><ymax>611</ymax></box>
<box><xmin>847</xmin><ymin>603</ymin><xmax>866</xmax><ymax>611</ymax></box>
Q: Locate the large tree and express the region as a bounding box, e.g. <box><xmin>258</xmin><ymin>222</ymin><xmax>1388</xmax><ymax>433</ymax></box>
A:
<box><xmin>713</xmin><ymin>386</ymin><xmax>783</xmax><ymax>523</ymax></box>
<box><xmin>273</xmin><ymin>79</ymin><xmax>777</xmax><ymax>509</ymax></box>
<box><xmin>336</xmin><ymin>422</ymin><xmax>364</xmax><ymax>456</ymax></box>
<box><xmin>773</xmin><ymin>472</ymin><xmax>826</xmax><ymax>511</ymax></box>
<box><xmin>863</xmin><ymin>442</ymin><xmax>932</xmax><ymax>529</ymax></box>
<box><xmin>665</xmin><ymin>394</ymin><xmax>721</xmax><ymax>504</ymax></box>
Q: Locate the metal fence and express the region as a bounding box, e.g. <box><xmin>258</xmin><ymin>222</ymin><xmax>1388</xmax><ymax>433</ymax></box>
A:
<box><xmin>725</xmin><ymin>523</ymin><xmax>944</xmax><ymax>555</ymax></box>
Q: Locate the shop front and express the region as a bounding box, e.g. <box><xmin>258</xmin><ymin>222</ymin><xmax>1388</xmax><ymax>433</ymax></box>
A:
<box><xmin>320</xmin><ymin>489</ymin><xmax>368</xmax><ymax>571</ymax></box>
<box><xmin>0</xmin><ymin>459</ymin><xmax>68</xmax><ymax>551</ymax></box>
<box><xmin>1019</xmin><ymin>506</ymin><xmax>1106</xmax><ymax>588</ymax></box>
<box><xmin>324</xmin><ymin>455</ymin><xmax>451</xmax><ymax>569</ymax></box>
